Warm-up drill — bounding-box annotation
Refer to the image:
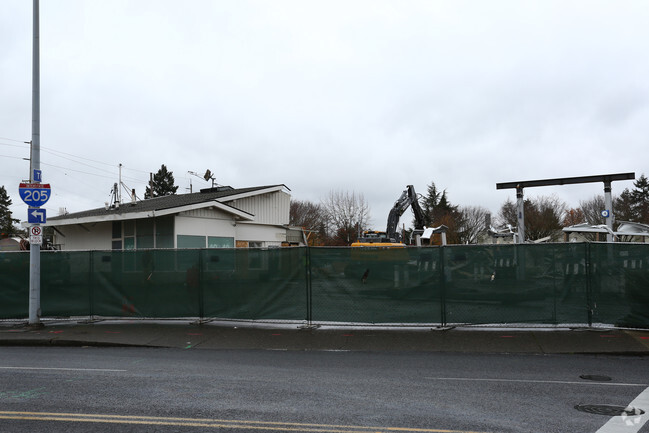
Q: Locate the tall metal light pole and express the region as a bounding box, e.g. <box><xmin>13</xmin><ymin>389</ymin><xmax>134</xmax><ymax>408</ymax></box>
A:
<box><xmin>29</xmin><ymin>0</ymin><xmax>41</xmax><ymax>326</ymax></box>
<box><xmin>515</xmin><ymin>185</ymin><xmax>524</xmax><ymax>244</ymax></box>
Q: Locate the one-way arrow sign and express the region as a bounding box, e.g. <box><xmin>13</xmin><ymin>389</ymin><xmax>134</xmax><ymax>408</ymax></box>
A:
<box><xmin>28</xmin><ymin>208</ymin><xmax>47</xmax><ymax>224</ymax></box>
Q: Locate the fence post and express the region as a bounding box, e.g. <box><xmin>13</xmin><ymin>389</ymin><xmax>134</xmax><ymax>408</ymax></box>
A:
<box><xmin>551</xmin><ymin>245</ymin><xmax>557</xmax><ymax>324</ymax></box>
<box><xmin>586</xmin><ymin>242</ymin><xmax>593</xmax><ymax>327</ymax></box>
<box><xmin>304</xmin><ymin>246</ymin><xmax>312</xmax><ymax>326</ymax></box>
<box><xmin>440</xmin><ymin>246</ymin><xmax>447</xmax><ymax>327</ymax></box>
<box><xmin>198</xmin><ymin>250</ymin><xmax>205</xmax><ymax>321</ymax></box>
<box><xmin>88</xmin><ymin>251</ymin><xmax>94</xmax><ymax>320</ymax></box>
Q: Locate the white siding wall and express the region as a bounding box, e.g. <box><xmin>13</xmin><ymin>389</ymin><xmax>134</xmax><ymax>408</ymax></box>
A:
<box><xmin>56</xmin><ymin>222</ymin><xmax>112</xmax><ymax>250</ymax></box>
<box><xmin>175</xmin><ymin>209</ymin><xmax>236</xmax><ymax>242</ymax></box>
<box><xmin>176</xmin><ymin>210</ymin><xmax>287</xmax><ymax>247</ymax></box>
<box><xmin>227</xmin><ymin>191</ymin><xmax>289</xmax><ymax>225</ymax></box>
<box><xmin>236</xmin><ymin>222</ymin><xmax>287</xmax><ymax>247</ymax></box>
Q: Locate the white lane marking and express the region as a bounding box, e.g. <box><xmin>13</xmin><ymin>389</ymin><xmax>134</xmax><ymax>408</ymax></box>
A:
<box><xmin>596</xmin><ymin>386</ymin><xmax>649</xmax><ymax>433</ymax></box>
<box><xmin>424</xmin><ymin>377</ymin><xmax>648</xmax><ymax>387</ymax></box>
<box><xmin>0</xmin><ymin>367</ymin><xmax>126</xmax><ymax>372</ymax></box>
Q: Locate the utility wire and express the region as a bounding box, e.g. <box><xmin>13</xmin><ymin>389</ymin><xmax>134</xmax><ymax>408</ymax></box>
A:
<box><xmin>0</xmin><ymin>154</ymin><xmax>145</xmax><ymax>184</ymax></box>
<box><xmin>0</xmin><ymin>154</ymin><xmax>28</xmax><ymax>160</ymax></box>
<box><xmin>0</xmin><ymin>136</ymin><xmax>27</xmax><ymax>143</ymax></box>
<box><xmin>41</xmin><ymin>147</ymin><xmax>150</xmax><ymax>174</ymax></box>
<box><xmin>43</xmin><ymin>151</ymin><xmax>131</xmax><ymax>178</ymax></box>
<box><xmin>0</xmin><ymin>138</ymin><xmax>151</xmax><ymax>175</ymax></box>
<box><xmin>0</xmin><ymin>142</ymin><xmax>28</xmax><ymax>149</ymax></box>
<box><xmin>39</xmin><ymin>161</ymin><xmax>147</xmax><ymax>183</ymax></box>
<box><xmin>40</xmin><ymin>147</ymin><xmax>151</xmax><ymax>176</ymax></box>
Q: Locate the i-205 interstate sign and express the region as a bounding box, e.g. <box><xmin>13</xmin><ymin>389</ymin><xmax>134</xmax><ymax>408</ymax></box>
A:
<box><xmin>19</xmin><ymin>183</ymin><xmax>51</xmax><ymax>207</ymax></box>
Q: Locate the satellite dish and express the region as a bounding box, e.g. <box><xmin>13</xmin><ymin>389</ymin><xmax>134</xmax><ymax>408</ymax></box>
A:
<box><xmin>203</xmin><ymin>169</ymin><xmax>213</xmax><ymax>181</ymax></box>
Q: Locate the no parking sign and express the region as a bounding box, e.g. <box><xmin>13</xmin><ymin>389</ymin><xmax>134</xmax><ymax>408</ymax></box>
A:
<box><xmin>29</xmin><ymin>226</ymin><xmax>43</xmax><ymax>246</ymax></box>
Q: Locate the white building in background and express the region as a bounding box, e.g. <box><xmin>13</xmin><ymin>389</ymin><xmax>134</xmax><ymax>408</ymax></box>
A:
<box><xmin>563</xmin><ymin>221</ymin><xmax>649</xmax><ymax>243</ymax></box>
<box><xmin>45</xmin><ymin>185</ymin><xmax>305</xmax><ymax>250</ymax></box>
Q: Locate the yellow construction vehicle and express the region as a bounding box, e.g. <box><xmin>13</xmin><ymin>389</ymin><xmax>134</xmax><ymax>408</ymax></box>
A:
<box><xmin>351</xmin><ymin>230</ymin><xmax>405</xmax><ymax>248</ymax></box>
<box><xmin>351</xmin><ymin>185</ymin><xmax>425</xmax><ymax>248</ymax></box>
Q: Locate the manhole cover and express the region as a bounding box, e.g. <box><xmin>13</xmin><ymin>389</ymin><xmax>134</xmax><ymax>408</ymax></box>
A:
<box><xmin>575</xmin><ymin>405</ymin><xmax>645</xmax><ymax>416</ymax></box>
<box><xmin>580</xmin><ymin>374</ymin><xmax>612</xmax><ymax>382</ymax></box>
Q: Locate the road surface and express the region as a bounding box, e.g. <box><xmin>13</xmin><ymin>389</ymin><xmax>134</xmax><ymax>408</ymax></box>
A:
<box><xmin>0</xmin><ymin>347</ymin><xmax>647</xmax><ymax>432</ymax></box>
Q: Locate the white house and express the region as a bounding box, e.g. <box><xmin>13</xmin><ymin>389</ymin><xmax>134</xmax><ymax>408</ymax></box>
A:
<box><xmin>45</xmin><ymin>185</ymin><xmax>304</xmax><ymax>250</ymax></box>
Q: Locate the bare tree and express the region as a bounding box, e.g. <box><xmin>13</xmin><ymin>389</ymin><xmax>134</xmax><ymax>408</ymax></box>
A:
<box><xmin>579</xmin><ymin>195</ymin><xmax>606</xmax><ymax>225</ymax></box>
<box><xmin>290</xmin><ymin>200</ymin><xmax>327</xmax><ymax>245</ymax></box>
<box><xmin>290</xmin><ymin>200</ymin><xmax>325</xmax><ymax>228</ymax></box>
<box><xmin>563</xmin><ymin>208</ymin><xmax>586</xmax><ymax>227</ymax></box>
<box><xmin>321</xmin><ymin>190</ymin><xmax>371</xmax><ymax>245</ymax></box>
<box><xmin>497</xmin><ymin>195</ymin><xmax>566</xmax><ymax>241</ymax></box>
<box><xmin>457</xmin><ymin>205</ymin><xmax>490</xmax><ymax>244</ymax></box>
<box><xmin>525</xmin><ymin>195</ymin><xmax>566</xmax><ymax>241</ymax></box>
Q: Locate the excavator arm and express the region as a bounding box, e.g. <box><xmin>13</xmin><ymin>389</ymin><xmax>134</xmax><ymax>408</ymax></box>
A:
<box><xmin>386</xmin><ymin>185</ymin><xmax>425</xmax><ymax>242</ymax></box>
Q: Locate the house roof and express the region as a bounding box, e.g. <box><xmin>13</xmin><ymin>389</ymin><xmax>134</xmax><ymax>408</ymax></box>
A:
<box><xmin>46</xmin><ymin>185</ymin><xmax>288</xmax><ymax>227</ymax></box>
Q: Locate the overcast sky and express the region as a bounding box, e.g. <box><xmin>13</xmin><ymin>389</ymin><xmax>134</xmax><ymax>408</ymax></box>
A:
<box><xmin>1</xmin><ymin>0</ymin><xmax>647</xmax><ymax>230</ymax></box>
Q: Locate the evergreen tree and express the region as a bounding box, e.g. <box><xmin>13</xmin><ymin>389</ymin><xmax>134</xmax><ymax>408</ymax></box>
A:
<box><xmin>498</xmin><ymin>198</ymin><xmax>518</xmax><ymax>228</ymax></box>
<box><xmin>421</xmin><ymin>182</ymin><xmax>441</xmax><ymax>227</ymax></box>
<box><xmin>419</xmin><ymin>181</ymin><xmax>463</xmax><ymax>243</ymax></box>
<box><xmin>630</xmin><ymin>174</ymin><xmax>649</xmax><ymax>224</ymax></box>
<box><xmin>0</xmin><ymin>186</ymin><xmax>19</xmax><ymax>238</ymax></box>
<box><xmin>144</xmin><ymin>164</ymin><xmax>179</xmax><ymax>199</ymax></box>
<box><xmin>614</xmin><ymin>189</ymin><xmax>635</xmax><ymax>223</ymax></box>
<box><xmin>614</xmin><ymin>174</ymin><xmax>649</xmax><ymax>224</ymax></box>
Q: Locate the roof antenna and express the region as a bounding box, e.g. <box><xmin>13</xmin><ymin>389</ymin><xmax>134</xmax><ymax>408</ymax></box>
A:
<box><xmin>203</xmin><ymin>169</ymin><xmax>216</xmax><ymax>188</ymax></box>
<box><xmin>109</xmin><ymin>182</ymin><xmax>120</xmax><ymax>209</ymax></box>
<box><xmin>188</xmin><ymin>170</ymin><xmax>216</xmax><ymax>189</ymax></box>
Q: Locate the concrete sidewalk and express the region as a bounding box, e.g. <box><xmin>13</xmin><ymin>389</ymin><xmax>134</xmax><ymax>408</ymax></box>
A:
<box><xmin>1</xmin><ymin>320</ymin><xmax>649</xmax><ymax>354</ymax></box>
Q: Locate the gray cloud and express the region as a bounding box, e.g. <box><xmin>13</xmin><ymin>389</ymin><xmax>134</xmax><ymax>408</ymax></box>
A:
<box><xmin>1</xmin><ymin>0</ymin><xmax>647</xmax><ymax>230</ymax></box>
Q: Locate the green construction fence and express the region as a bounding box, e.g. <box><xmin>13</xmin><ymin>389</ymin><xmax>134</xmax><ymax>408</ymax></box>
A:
<box><xmin>1</xmin><ymin>243</ymin><xmax>647</xmax><ymax>327</ymax></box>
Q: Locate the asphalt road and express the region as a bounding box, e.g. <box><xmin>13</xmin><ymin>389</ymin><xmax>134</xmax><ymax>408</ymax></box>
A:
<box><xmin>0</xmin><ymin>347</ymin><xmax>647</xmax><ymax>433</ymax></box>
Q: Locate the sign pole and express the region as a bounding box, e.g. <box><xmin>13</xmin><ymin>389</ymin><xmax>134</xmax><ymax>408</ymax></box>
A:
<box><xmin>604</xmin><ymin>181</ymin><xmax>614</xmax><ymax>243</ymax></box>
<box><xmin>29</xmin><ymin>0</ymin><xmax>41</xmax><ymax>326</ymax></box>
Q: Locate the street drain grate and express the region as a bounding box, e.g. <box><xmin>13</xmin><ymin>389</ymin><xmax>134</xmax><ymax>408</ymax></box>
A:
<box><xmin>574</xmin><ymin>405</ymin><xmax>645</xmax><ymax>416</ymax></box>
<box><xmin>579</xmin><ymin>374</ymin><xmax>612</xmax><ymax>382</ymax></box>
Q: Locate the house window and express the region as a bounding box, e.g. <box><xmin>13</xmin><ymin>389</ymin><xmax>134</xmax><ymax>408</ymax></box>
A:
<box><xmin>208</xmin><ymin>236</ymin><xmax>234</xmax><ymax>248</ymax></box>
<box><xmin>112</xmin><ymin>221</ymin><xmax>122</xmax><ymax>250</ymax></box>
<box><xmin>124</xmin><ymin>237</ymin><xmax>135</xmax><ymax>250</ymax></box>
<box><xmin>155</xmin><ymin>216</ymin><xmax>174</xmax><ymax>248</ymax></box>
<box><xmin>124</xmin><ymin>220</ymin><xmax>135</xmax><ymax>250</ymax></box>
<box><xmin>177</xmin><ymin>235</ymin><xmax>206</xmax><ymax>249</ymax></box>
<box><xmin>112</xmin><ymin>221</ymin><xmax>121</xmax><ymax>239</ymax></box>
<box><xmin>136</xmin><ymin>219</ymin><xmax>154</xmax><ymax>249</ymax></box>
